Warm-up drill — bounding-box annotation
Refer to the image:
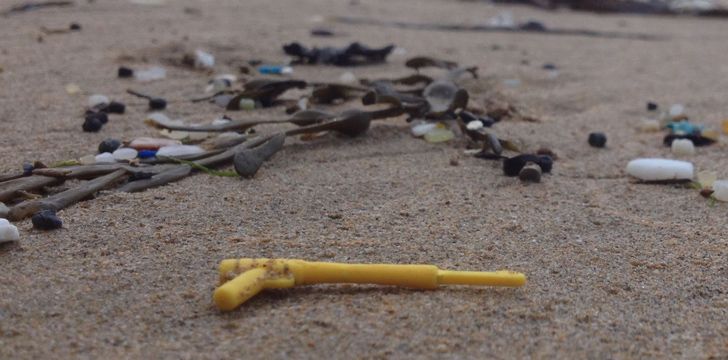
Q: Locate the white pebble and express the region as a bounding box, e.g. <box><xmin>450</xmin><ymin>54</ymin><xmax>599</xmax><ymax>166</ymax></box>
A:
<box><xmin>411</xmin><ymin>122</ymin><xmax>438</xmax><ymax>137</ymax></box>
<box><xmin>712</xmin><ymin>180</ymin><xmax>728</xmax><ymax>202</ymax></box>
<box><xmin>156</xmin><ymin>145</ymin><xmax>205</xmax><ymax>158</ymax></box>
<box><xmin>88</xmin><ymin>94</ymin><xmax>109</xmax><ymax>108</ymax></box>
<box><xmin>669</xmin><ymin>104</ymin><xmax>685</xmax><ymax>117</ymax></box>
<box><xmin>0</xmin><ymin>220</ymin><xmax>20</xmax><ymax>243</ymax></box>
<box><xmin>134</xmin><ymin>66</ymin><xmax>166</xmax><ymax>82</ymax></box>
<box><xmin>638</xmin><ymin>118</ymin><xmax>661</xmax><ymax>132</ymax></box>
<box><xmin>95</xmin><ymin>152</ymin><xmax>116</xmax><ymax>163</ymax></box>
<box><xmin>79</xmin><ymin>154</ymin><xmax>96</xmax><ymax>165</ymax></box>
<box><xmin>194</xmin><ymin>49</ymin><xmax>215</xmax><ymax>69</ymax></box>
<box><xmin>466</xmin><ymin>120</ymin><xmax>484</xmax><ymax>131</ymax></box>
<box><xmin>0</xmin><ymin>203</ymin><xmax>9</xmax><ymax>218</ymax></box>
<box><xmin>626</xmin><ymin>158</ymin><xmax>693</xmax><ymax>181</ymax></box>
<box><xmin>339</xmin><ymin>72</ymin><xmax>357</xmax><ymax>84</ymax></box>
<box><xmin>671</xmin><ymin>139</ymin><xmax>695</xmax><ymax>156</ymax></box>
<box><xmin>112</xmin><ymin>148</ymin><xmax>138</xmax><ymax>161</ymax></box>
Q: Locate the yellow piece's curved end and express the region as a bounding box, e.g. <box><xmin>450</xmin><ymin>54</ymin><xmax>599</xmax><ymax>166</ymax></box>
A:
<box><xmin>213</xmin><ymin>284</ymin><xmax>243</xmax><ymax>311</ymax></box>
<box><xmin>213</xmin><ymin>267</ymin><xmax>267</xmax><ymax>311</ymax></box>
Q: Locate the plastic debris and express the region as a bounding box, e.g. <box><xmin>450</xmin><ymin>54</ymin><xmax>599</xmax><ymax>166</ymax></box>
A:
<box><xmin>410</xmin><ymin>121</ymin><xmax>438</xmax><ymax>137</ymax></box>
<box><xmin>213</xmin><ymin>258</ymin><xmax>526</xmax><ymax>311</ymax></box>
<box><xmin>588</xmin><ymin>132</ymin><xmax>607</xmax><ymax>148</ymax></box>
<box><xmin>257</xmin><ymin>65</ymin><xmax>293</xmax><ymax>75</ymax></box>
<box><xmin>283</xmin><ymin>42</ymin><xmax>395</xmax><ymax>66</ymax></box>
<box><xmin>697</xmin><ymin>171</ymin><xmax>717</xmax><ymax>189</ymax></box>
<box><xmin>424</xmin><ymin>127</ymin><xmax>455</xmax><ymax>143</ymax></box>
<box><xmin>671</xmin><ymin>139</ymin><xmax>695</xmax><ymax>156</ymax></box>
<box><xmin>711</xmin><ymin>180</ymin><xmax>728</xmax><ymax>202</ymax></box>
<box><xmin>137</xmin><ymin>150</ymin><xmax>157</xmax><ymax>159</ymax></box>
<box><xmin>625</xmin><ymin>158</ymin><xmax>693</xmax><ymax>181</ymax></box>
<box><xmin>519</xmin><ymin>163</ymin><xmax>541</xmax><ymax>183</ymax></box>
<box><xmin>503</xmin><ymin>154</ymin><xmax>552</xmax><ymax>177</ymax></box>
<box><xmin>466</xmin><ymin>120</ymin><xmax>484</xmax><ymax>131</ymax></box>
<box><xmin>94</xmin><ymin>152</ymin><xmax>116</xmax><ymax>163</ymax></box>
<box><xmin>134</xmin><ymin>66</ymin><xmax>166</xmax><ymax>82</ymax></box>
<box><xmin>156</xmin><ymin>145</ymin><xmax>205</xmax><ymax>158</ymax></box>
<box><xmin>666</xmin><ymin>121</ymin><xmax>702</xmax><ymax>134</ymax></box>
<box><xmin>88</xmin><ymin>94</ymin><xmax>109</xmax><ymax>108</ymax></box>
<box><xmin>0</xmin><ymin>218</ymin><xmax>20</xmax><ymax>243</ymax></box>
<box><xmin>194</xmin><ymin>49</ymin><xmax>215</xmax><ymax>69</ymax></box>
<box><xmin>112</xmin><ymin>148</ymin><xmax>138</xmax><ymax>161</ymax></box>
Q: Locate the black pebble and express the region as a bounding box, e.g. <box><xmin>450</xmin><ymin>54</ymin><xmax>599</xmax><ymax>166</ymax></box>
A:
<box><xmin>82</xmin><ymin>115</ymin><xmax>104</xmax><ymax>132</ymax></box>
<box><xmin>588</xmin><ymin>132</ymin><xmax>607</xmax><ymax>148</ymax></box>
<box><xmin>118</xmin><ymin>66</ymin><xmax>134</xmax><ymax>78</ymax></box>
<box><xmin>102</xmin><ymin>101</ymin><xmax>126</xmax><ymax>114</ymax></box>
<box><xmin>647</xmin><ymin>102</ymin><xmax>658</xmax><ymax>111</ymax></box>
<box><xmin>22</xmin><ymin>162</ymin><xmax>33</xmax><ymax>176</ymax></box>
<box><xmin>538</xmin><ymin>155</ymin><xmax>553</xmax><ymax>173</ymax></box>
<box><xmin>149</xmin><ymin>97</ymin><xmax>167</xmax><ymax>110</ymax></box>
<box><xmin>542</xmin><ymin>63</ymin><xmax>557</xmax><ymax>70</ymax></box>
<box><xmin>69</xmin><ymin>23</ymin><xmax>81</xmax><ymax>31</ymax></box>
<box><xmin>311</xmin><ymin>28</ymin><xmax>335</xmax><ymax>37</ymax></box>
<box><xmin>503</xmin><ymin>154</ymin><xmax>553</xmax><ymax>177</ymax></box>
<box><xmin>32</xmin><ymin>210</ymin><xmax>63</xmax><ymax>230</ymax></box>
<box><xmin>98</xmin><ymin>138</ymin><xmax>122</xmax><ymax>153</ymax></box>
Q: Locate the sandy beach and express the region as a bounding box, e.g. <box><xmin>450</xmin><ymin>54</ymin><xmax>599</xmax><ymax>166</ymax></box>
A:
<box><xmin>0</xmin><ymin>0</ymin><xmax>726</xmax><ymax>358</ymax></box>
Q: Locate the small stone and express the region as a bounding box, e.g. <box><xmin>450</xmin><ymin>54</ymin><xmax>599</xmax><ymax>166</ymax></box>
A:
<box><xmin>625</xmin><ymin>158</ymin><xmax>693</xmax><ymax>181</ymax></box>
<box><xmin>238</xmin><ymin>98</ymin><xmax>256</xmax><ymax>111</ymax></box>
<box><xmin>149</xmin><ymin>98</ymin><xmax>167</xmax><ymax>110</ymax></box>
<box><xmin>69</xmin><ymin>23</ymin><xmax>81</xmax><ymax>31</ymax></box>
<box><xmin>98</xmin><ymin>138</ymin><xmax>122</xmax><ymax>153</ymax></box>
<box><xmin>339</xmin><ymin>72</ymin><xmax>357</xmax><ymax>84</ymax></box>
<box><xmin>424</xmin><ymin>127</ymin><xmax>455</xmax><ymax>143</ymax></box>
<box><xmin>95</xmin><ymin>152</ymin><xmax>115</xmax><ymax>163</ymax></box>
<box><xmin>134</xmin><ymin>66</ymin><xmax>166</xmax><ymax>82</ymax></box>
<box><xmin>0</xmin><ymin>219</ymin><xmax>20</xmax><ymax>243</ymax></box>
<box><xmin>129</xmin><ymin>137</ymin><xmax>182</xmax><ymax>150</ymax></box>
<box><xmin>112</xmin><ymin>148</ymin><xmax>138</xmax><ymax>161</ymax></box>
<box><xmin>671</xmin><ymin>139</ymin><xmax>695</xmax><ymax>156</ymax></box>
<box><xmin>410</xmin><ymin>122</ymin><xmax>437</xmax><ymax>137</ymax></box>
<box><xmin>118</xmin><ymin>66</ymin><xmax>134</xmax><ymax>78</ymax></box>
<box><xmin>156</xmin><ymin>145</ymin><xmax>205</xmax><ymax>158</ymax></box>
<box><xmin>102</xmin><ymin>101</ymin><xmax>126</xmax><ymax>114</ymax></box>
<box><xmin>22</xmin><ymin>162</ymin><xmax>33</xmax><ymax>176</ymax></box>
<box><xmin>669</xmin><ymin>104</ymin><xmax>685</xmax><ymax>117</ymax></box>
<box><xmin>82</xmin><ymin>116</ymin><xmax>103</xmax><ymax>132</ymax></box>
<box><xmin>466</xmin><ymin>120</ymin><xmax>484</xmax><ymax>131</ymax></box>
<box><xmin>647</xmin><ymin>102</ymin><xmax>658</xmax><ymax>111</ymax></box>
<box><xmin>542</xmin><ymin>63</ymin><xmax>557</xmax><ymax>70</ymax></box>
<box><xmin>518</xmin><ymin>163</ymin><xmax>541</xmax><ymax>183</ymax></box>
<box><xmin>697</xmin><ymin>171</ymin><xmax>717</xmax><ymax>189</ymax></box>
<box><xmin>79</xmin><ymin>154</ymin><xmax>96</xmax><ymax>165</ymax></box>
<box><xmin>638</xmin><ymin>118</ymin><xmax>661</xmax><ymax>132</ymax></box>
<box><xmin>65</xmin><ymin>83</ymin><xmax>81</xmax><ymax>95</ymax></box>
<box><xmin>31</xmin><ymin>210</ymin><xmax>63</xmax><ymax>230</ymax></box>
<box><xmin>0</xmin><ymin>203</ymin><xmax>9</xmax><ymax>218</ymax></box>
<box><xmin>712</xmin><ymin>180</ymin><xmax>728</xmax><ymax>202</ymax></box>
<box><xmin>588</xmin><ymin>132</ymin><xmax>607</xmax><ymax>148</ymax></box>
<box><xmin>537</xmin><ymin>155</ymin><xmax>553</xmax><ymax>173</ymax></box>
<box><xmin>88</xmin><ymin>94</ymin><xmax>109</xmax><ymax>108</ymax></box>
<box><xmin>194</xmin><ymin>49</ymin><xmax>215</xmax><ymax>69</ymax></box>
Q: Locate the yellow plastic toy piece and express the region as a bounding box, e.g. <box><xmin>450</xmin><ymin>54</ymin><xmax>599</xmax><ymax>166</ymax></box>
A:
<box><xmin>214</xmin><ymin>258</ymin><xmax>526</xmax><ymax>311</ymax></box>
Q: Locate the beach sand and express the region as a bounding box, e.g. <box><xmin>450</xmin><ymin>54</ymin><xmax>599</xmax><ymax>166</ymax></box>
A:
<box><xmin>0</xmin><ymin>0</ymin><xmax>726</xmax><ymax>358</ymax></box>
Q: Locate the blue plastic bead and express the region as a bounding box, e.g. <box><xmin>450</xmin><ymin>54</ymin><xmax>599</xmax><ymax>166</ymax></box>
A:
<box><xmin>666</xmin><ymin>121</ymin><xmax>702</xmax><ymax>135</ymax></box>
<box><xmin>138</xmin><ymin>150</ymin><xmax>157</xmax><ymax>159</ymax></box>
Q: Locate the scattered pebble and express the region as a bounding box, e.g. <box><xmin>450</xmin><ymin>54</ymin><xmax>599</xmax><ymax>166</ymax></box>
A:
<box><xmin>588</xmin><ymin>132</ymin><xmax>607</xmax><ymax>148</ymax></box>
<box><xmin>82</xmin><ymin>114</ymin><xmax>104</xmax><ymax>132</ymax></box>
<box><xmin>671</xmin><ymin>139</ymin><xmax>695</xmax><ymax>156</ymax></box>
<box><xmin>638</xmin><ymin>118</ymin><xmax>661</xmax><ymax>132</ymax></box>
<box><xmin>424</xmin><ymin>128</ymin><xmax>455</xmax><ymax>143</ymax></box>
<box><xmin>647</xmin><ymin>102</ymin><xmax>658</xmax><ymax>111</ymax></box>
<box><xmin>129</xmin><ymin>137</ymin><xmax>181</xmax><ymax>150</ymax></box>
<box><xmin>149</xmin><ymin>97</ymin><xmax>167</xmax><ymax>110</ymax></box>
<box><xmin>711</xmin><ymin>180</ymin><xmax>728</xmax><ymax>202</ymax></box>
<box><xmin>31</xmin><ymin>210</ymin><xmax>62</xmax><ymax>230</ymax></box>
<box><xmin>625</xmin><ymin>158</ymin><xmax>693</xmax><ymax>181</ymax></box>
<box><xmin>102</xmin><ymin>101</ymin><xmax>126</xmax><ymax>114</ymax></box>
<box><xmin>0</xmin><ymin>218</ymin><xmax>20</xmax><ymax>243</ymax></box>
<box><xmin>112</xmin><ymin>148</ymin><xmax>138</xmax><ymax>161</ymax></box>
<box><xmin>238</xmin><ymin>98</ymin><xmax>256</xmax><ymax>110</ymax></box>
<box><xmin>411</xmin><ymin>122</ymin><xmax>437</xmax><ymax>137</ymax></box>
<box><xmin>669</xmin><ymin>104</ymin><xmax>685</xmax><ymax>117</ymax></box>
<box><xmin>542</xmin><ymin>63</ymin><xmax>557</xmax><ymax>70</ymax></box>
<box><xmin>156</xmin><ymin>145</ymin><xmax>205</xmax><ymax>157</ymax></box>
<box><xmin>0</xmin><ymin>203</ymin><xmax>9</xmax><ymax>218</ymax></box>
<box><xmin>138</xmin><ymin>150</ymin><xmax>157</xmax><ymax>159</ymax></box>
<box><xmin>134</xmin><ymin>66</ymin><xmax>166</xmax><ymax>82</ymax></box>
<box><xmin>518</xmin><ymin>163</ymin><xmax>541</xmax><ymax>183</ymax></box>
<box><xmin>65</xmin><ymin>83</ymin><xmax>81</xmax><ymax>95</ymax></box>
<box><xmin>95</xmin><ymin>152</ymin><xmax>115</xmax><ymax>163</ymax></box>
<box><xmin>194</xmin><ymin>49</ymin><xmax>215</xmax><ymax>69</ymax></box>
<box><xmin>88</xmin><ymin>94</ymin><xmax>109</xmax><ymax>108</ymax></box>
<box><xmin>79</xmin><ymin>154</ymin><xmax>96</xmax><ymax>165</ymax></box>
<box><xmin>466</xmin><ymin>120</ymin><xmax>484</xmax><ymax>131</ymax></box>
<box><xmin>98</xmin><ymin>138</ymin><xmax>122</xmax><ymax>153</ymax></box>
<box><xmin>118</xmin><ymin>66</ymin><xmax>134</xmax><ymax>78</ymax></box>
<box><xmin>69</xmin><ymin>23</ymin><xmax>81</xmax><ymax>31</ymax></box>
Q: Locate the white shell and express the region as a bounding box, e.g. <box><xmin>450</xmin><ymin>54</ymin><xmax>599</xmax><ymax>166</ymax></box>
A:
<box><xmin>626</xmin><ymin>158</ymin><xmax>693</xmax><ymax>181</ymax></box>
<box><xmin>712</xmin><ymin>180</ymin><xmax>728</xmax><ymax>202</ymax></box>
<box><xmin>0</xmin><ymin>221</ymin><xmax>20</xmax><ymax>243</ymax></box>
<box><xmin>95</xmin><ymin>152</ymin><xmax>116</xmax><ymax>163</ymax></box>
<box><xmin>671</xmin><ymin>139</ymin><xmax>695</xmax><ymax>156</ymax></box>
<box><xmin>156</xmin><ymin>145</ymin><xmax>205</xmax><ymax>158</ymax></box>
<box><xmin>88</xmin><ymin>94</ymin><xmax>109</xmax><ymax>108</ymax></box>
<box><xmin>112</xmin><ymin>148</ymin><xmax>138</xmax><ymax>161</ymax></box>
